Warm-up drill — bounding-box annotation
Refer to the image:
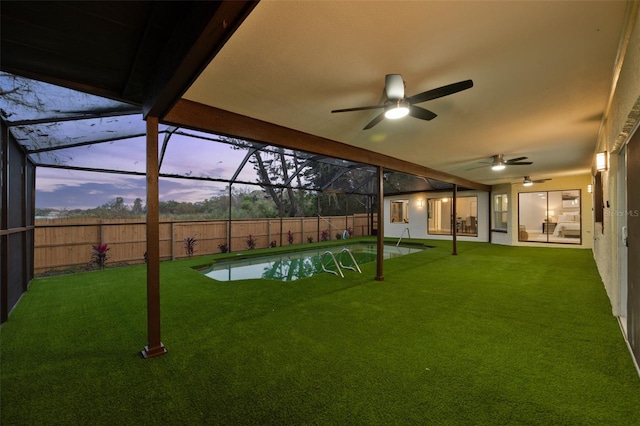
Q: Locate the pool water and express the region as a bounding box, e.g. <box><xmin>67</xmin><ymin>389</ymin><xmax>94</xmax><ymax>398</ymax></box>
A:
<box><xmin>202</xmin><ymin>243</ymin><xmax>426</xmax><ymax>282</ymax></box>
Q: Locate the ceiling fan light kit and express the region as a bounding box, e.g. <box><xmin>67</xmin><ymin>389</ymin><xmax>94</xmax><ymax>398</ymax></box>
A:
<box><xmin>523</xmin><ymin>176</ymin><xmax>533</xmax><ymax>186</ymax></box>
<box><xmin>384</xmin><ymin>100</ymin><xmax>410</xmax><ymax>119</ymax></box>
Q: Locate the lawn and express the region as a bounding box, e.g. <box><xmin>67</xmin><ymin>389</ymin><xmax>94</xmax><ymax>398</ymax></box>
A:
<box><xmin>2</xmin><ymin>240</ymin><xmax>639</xmax><ymax>425</ymax></box>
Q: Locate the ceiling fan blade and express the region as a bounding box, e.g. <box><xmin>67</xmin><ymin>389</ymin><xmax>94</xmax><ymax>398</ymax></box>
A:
<box><xmin>332</xmin><ymin>104</ymin><xmax>385</xmax><ymax>113</ymax></box>
<box><xmin>533</xmin><ymin>179</ymin><xmax>551</xmax><ymax>183</ymax></box>
<box><xmin>505</xmin><ymin>157</ymin><xmax>528</xmax><ymax>163</ymax></box>
<box><xmin>409</xmin><ymin>105</ymin><xmax>437</xmax><ymax>121</ymax></box>
<box><xmin>508</xmin><ymin>162</ymin><xmax>533</xmax><ymax>166</ymax></box>
<box><xmin>385</xmin><ymin>74</ymin><xmax>405</xmax><ymax>99</ymax></box>
<box><xmin>465</xmin><ymin>164</ymin><xmax>490</xmax><ymax>171</ymax></box>
<box><xmin>363</xmin><ymin>112</ymin><xmax>385</xmax><ymax>130</ymax></box>
<box><xmin>407</xmin><ymin>79</ymin><xmax>474</xmax><ymax>104</ymax></box>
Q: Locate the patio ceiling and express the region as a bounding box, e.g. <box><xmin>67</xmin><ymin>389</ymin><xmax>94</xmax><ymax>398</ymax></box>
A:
<box><xmin>1</xmin><ymin>1</ymin><xmax>632</xmax><ymax>189</ymax></box>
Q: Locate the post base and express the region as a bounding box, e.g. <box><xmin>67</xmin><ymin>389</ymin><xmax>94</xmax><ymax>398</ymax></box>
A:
<box><xmin>141</xmin><ymin>343</ymin><xmax>167</xmax><ymax>359</ymax></box>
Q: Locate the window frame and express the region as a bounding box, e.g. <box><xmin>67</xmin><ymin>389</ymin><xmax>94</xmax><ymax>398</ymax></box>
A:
<box><xmin>492</xmin><ymin>193</ymin><xmax>508</xmax><ymax>232</ymax></box>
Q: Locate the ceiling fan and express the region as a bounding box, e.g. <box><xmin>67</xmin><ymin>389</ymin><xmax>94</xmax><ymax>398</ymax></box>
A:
<box><xmin>490</xmin><ymin>154</ymin><xmax>533</xmax><ymax>170</ymax></box>
<box><xmin>466</xmin><ymin>154</ymin><xmax>533</xmax><ymax>171</ymax></box>
<box><xmin>521</xmin><ymin>176</ymin><xmax>551</xmax><ymax>186</ymax></box>
<box><xmin>331</xmin><ymin>74</ymin><xmax>473</xmax><ymax>130</ymax></box>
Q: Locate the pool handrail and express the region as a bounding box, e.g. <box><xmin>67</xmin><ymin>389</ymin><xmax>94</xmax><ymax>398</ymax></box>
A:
<box><xmin>338</xmin><ymin>248</ymin><xmax>362</xmax><ymax>274</ymax></box>
<box><xmin>396</xmin><ymin>227</ymin><xmax>411</xmax><ymax>246</ymax></box>
<box><xmin>321</xmin><ymin>250</ymin><xmax>344</xmax><ymax>278</ymax></box>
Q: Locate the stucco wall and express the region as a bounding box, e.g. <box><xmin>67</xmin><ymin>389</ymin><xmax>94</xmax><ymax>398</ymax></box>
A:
<box><xmin>593</xmin><ymin>3</ymin><xmax>640</xmax><ymax>316</ymax></box>
<box><xmin>384</xmin><ymin>190</ymin><xmax>490</xmax><ymax>242</ymax></box>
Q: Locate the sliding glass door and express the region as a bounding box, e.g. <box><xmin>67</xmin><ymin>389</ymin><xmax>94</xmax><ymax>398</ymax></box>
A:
<box><xmin>427</xmin><ymin>196</ymin><xmax>477</xmax><ymax>236</ymax></box>
<box><xmin>518</xmin><ymin>190</ymin><xmax>581</xmax><ymax>244</ymax></box>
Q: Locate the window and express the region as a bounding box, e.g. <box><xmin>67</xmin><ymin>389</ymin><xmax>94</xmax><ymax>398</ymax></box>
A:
<box><xmin>390</xmin><ymin>200</ymin><xmax>409</xmax><ymax>223</ymax></box>
<box><xmin>518</xmin><ymin>190</ymin><xmax>581</xmax><ymax>244</ymax></box>
<box><xmin>427</xmin><ymin>196</ymin><xmax>477</xmax><ymax>236</ymax></box>
<box><xmin>493</xmin><ymin>193</ymin><xmax>508</xmax><ymax>230</ymax></box>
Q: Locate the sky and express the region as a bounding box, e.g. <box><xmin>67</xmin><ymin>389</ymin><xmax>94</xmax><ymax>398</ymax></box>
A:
<box><xmin>35</xmin><ymin>168</ymin><xmax>230</xmax><ymax>210</ymax></box>
<box><xmin>34</xmin><ymin>133</ymin><xmax>259</xmax><ymax>210</ymax></box>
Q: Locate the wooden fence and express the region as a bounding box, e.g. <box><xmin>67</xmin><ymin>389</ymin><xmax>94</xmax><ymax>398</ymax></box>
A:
<box><xmin>34</xmin><ymin>214</ymin><xmax>374</xmax><ymax>273</ymax></box>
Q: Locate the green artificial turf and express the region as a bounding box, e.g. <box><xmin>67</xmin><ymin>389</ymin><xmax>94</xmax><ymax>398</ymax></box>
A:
<box><xmin>2</xmin><ymin>241</ymin><xmax>639</xmax><ymax>425</ymax></box>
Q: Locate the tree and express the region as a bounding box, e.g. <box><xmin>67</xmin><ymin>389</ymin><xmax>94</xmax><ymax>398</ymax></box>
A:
<box><xmin>132</xmin><ymin>198</ymin><xmax>145</xmax><ymax>216</ymax></box>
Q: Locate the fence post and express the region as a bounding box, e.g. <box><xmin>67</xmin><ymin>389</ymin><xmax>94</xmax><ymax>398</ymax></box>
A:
<box><xmin>300</xmin><ymin>217</ymin><xmax>304</xmax><ymax>243</ymax></box>
<box><xmin>171</xmin><ymin>221</ymin><xmax>176</xmax><ymax>260</ymax></box>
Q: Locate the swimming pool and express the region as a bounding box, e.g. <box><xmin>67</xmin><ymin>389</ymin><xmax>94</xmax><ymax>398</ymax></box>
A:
<box><xmin>201</xmin><ymin>243</ymin><xmax>426</xmax><ymax>282</ymax></box>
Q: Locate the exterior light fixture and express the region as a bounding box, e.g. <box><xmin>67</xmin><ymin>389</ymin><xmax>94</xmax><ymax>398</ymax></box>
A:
<box><xmin>491</xmin><ymin>154</ymin><xmax>506</xmax><ymax>171</ymax></box>
<box><xmin>441</xmin><ymin>197</ymin><xmax>449</xmax><ymax>203</ymax></box>
<box><xmin>523</xmin><ymin>176</ymin><xmax>533</xmax><ymax>187</ymax></box>
<box><xmin>384</xmin><ymin>100</ymin><xmax>410</xmax><ymax>119</ymax></box>
<box><xmin>596</xmin><ymin>151</ymin><xmax>608</xmax><ymax>171</ymax></box>
<box><xmin>417</xmin><ymin>199</ymin><xmax>423</xmax><ymax>207</ymax></box>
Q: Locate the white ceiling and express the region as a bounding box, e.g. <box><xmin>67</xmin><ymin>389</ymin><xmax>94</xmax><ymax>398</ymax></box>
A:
<box><xmin>184</xmin><ymin>0</ymin><xmax>628</xmax><ymax>186</ymax></box>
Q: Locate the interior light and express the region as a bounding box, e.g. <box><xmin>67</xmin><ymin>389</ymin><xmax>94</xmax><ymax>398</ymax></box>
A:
<box><xmin>523</xmin><ymin>176</ymin><xmax>533</xmax><ymax>186</ymax></box>
<box><xmin>417</xmin><ymin>199</ymin><xmax>423</xmax><ymax>207</ymax></box>
<box><xmin>596</xmin><ymin>151</ymin><xmax>608</xmax><ymax>171</ymax></box>
<box><xmin>384</xmin><ymin>100</ymin><xmax>410</xmax><ymax>119</ymax></box>
<box><xmin>441</xmin><ymin>198</ymin><xmax>449</xmax><ymax>203</ymax></box>
<box><xmin>587</xmin><ymin>184</ymin><xmax>593</xmax><ymax>193</ymax></box>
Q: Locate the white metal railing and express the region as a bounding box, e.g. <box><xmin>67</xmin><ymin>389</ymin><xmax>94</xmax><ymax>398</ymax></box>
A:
<box><xmin>396</xmin><ymin>227</ymin><xmax>411</xmax><ymax>246</ymax></box>
<box><xmin>338</xmin><ymin>248</ymin><xmax>362</xmax><ymax>273</ymax></box>
<box><xmin>322</xmin><ymin>248</ymin><xmax>361</xmax><ymax>277</ymax></box>
<box><xmin>321</xmin><ymin>250</ymin><xmax>344</xmax><ymax>277</ymax></box>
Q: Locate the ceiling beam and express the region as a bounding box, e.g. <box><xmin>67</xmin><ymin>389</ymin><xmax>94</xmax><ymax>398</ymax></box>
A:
<box><xmin>142</xmin><ymin>1</ymin><xmax>258</xmax><ymax>119</ymax></box>
<box><xmin>164</xmin><ymin>99</ymin><xmax>490</xmax><ymax>192</ymax></box>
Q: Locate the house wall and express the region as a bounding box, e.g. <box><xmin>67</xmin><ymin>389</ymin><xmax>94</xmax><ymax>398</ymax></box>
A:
<box><xmin>593</xmin><ymin>3</ymin><xmax>640</xmax><ymax>318</ymax></box>
<box><xmin>384</xmin><ymin>190</ymin><xmax>490</xmax><ymax>242</ymax></box>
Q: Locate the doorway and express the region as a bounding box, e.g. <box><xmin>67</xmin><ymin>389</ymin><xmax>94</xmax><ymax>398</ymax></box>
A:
<box><xmin>627</xmin><ymin>127</ymin><xmax>640</xmax><ymax>366</ymax></box>
<box><xmin>617</xmin><ymin>147</ymin><xmax>628</xmax><ymax>337</ymax></box>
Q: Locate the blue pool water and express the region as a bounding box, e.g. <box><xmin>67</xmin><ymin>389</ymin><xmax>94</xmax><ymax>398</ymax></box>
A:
<box><xmin>202</xmin><ymin>243</ymin><xmax>426</xmax><ymax>282</ymax></box>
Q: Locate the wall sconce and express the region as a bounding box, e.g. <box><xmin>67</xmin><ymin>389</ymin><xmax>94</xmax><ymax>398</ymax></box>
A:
<box><xmin>596</xmin><ymin>151</ymin><xmax>608</xmax><ymax>171</ymax></box>
<box><xmin>441</xmin><ymin>197</ymin><xmax>449</xmax><ymax>203</ymax></box>
<box><xmin>587</xmin><ymin>184</ymin><xmax>592</xmax><ymax>193</ymax></box>
<box><xmin>417</xmin><ymin>199</ymin><xmax>423</xmax><ymax>207</ymax></box>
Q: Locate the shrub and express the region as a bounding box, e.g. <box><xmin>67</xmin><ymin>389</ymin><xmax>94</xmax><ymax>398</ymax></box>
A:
<box><xmin>246</xmin><ymin>234</ymin><xmax>256</xmax><ymax>250</ymax></box>
<box><xmin>270</xmin><ymin>240</ymin><xmax>277</xmax><ymax>248</ymax></box>
<box><xmin>307</xmin><ymin>236</ymin><xmax>313</xmax><ymax>243</ymax></box>
<box><xmin>336</xmin><ymin>232</ymin><xmax>342</xmax><ymax>240</ymax></box>
<box><xmin>218</xmin><ymin>243</ymin><xmax>228</xmax><ymax>253</ymax></box>
<box><xmin>287</xmin><ymin>230</ymin><xmax>294</xmax><ymax>245</ymax></box>
<box><xmin>320</xmin><ymin>229</ymin><xmax>330</xmax><ymax>241</ymax></box>
<box><xmin>90</xmin><ymin>243</ymin><xmax>109</xmax><ymax>270</ymax></box>
<box><xmin>184</xmin><ymin>236</ymin><xmax>197</xmax><ymax>258</ymax></box>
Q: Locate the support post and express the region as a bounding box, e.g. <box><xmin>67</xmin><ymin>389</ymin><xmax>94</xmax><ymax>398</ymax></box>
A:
<box><xmin>1</xmin><ymin>124</ymin><xmax>9</xmax><ymax>323</ymax></box>
<box><xmin>227</xmin><ymin>185</ymin><xmax>232</xmax><ymax>252</ymax></box>
<box><xmin>452</xmin><ymin>184</ymin><xmax>458</xmax><ymax>256</ymax></box>
<box><xmin>376</xmin><ymin>166</ymin><xmax>384</xmax><ymax>281</ymax></box>
<box><xmin>141</xmin><ymin>116</ymin><xmax>167</xmax><ymax>358</ymax></box>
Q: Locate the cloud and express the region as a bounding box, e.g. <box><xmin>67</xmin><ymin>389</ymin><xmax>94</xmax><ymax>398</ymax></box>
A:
<box><xmin>36</xmin><ymin>168</ymin><xmax>231</xmax><ymax>209</ymax></box>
